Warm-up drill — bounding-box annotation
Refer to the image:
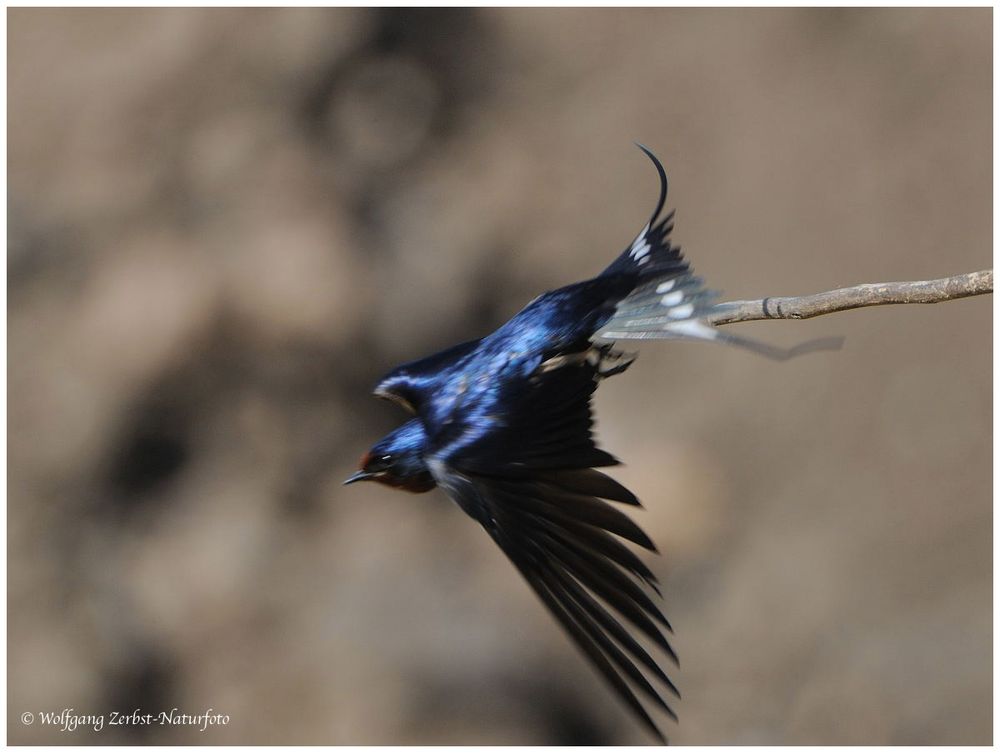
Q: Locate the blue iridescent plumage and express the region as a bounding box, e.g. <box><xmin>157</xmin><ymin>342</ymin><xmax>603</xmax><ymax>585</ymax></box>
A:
<box><xmin>345</xmin><ymin>146</ymin><xmax>787</xmax><ymax>740</ymax></box>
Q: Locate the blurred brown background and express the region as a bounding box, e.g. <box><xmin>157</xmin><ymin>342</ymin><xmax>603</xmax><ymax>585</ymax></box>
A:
<box><xmin>8</xmin><ymin>7</ymin><xmax>991</xmax><ymax>745</ymax></box>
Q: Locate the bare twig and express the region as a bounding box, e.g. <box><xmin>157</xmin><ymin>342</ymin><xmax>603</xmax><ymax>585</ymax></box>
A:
<box><xmin>707</xmin><ymin>269</ymin><xmax>992</xmax><ymax>326</ymax></box>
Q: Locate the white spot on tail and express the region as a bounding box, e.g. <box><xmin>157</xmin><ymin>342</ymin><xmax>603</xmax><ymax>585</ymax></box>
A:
<box><xmin>627</xmin><ymin>224</ymin><xmax>651</xmax><ymax>259</ymax></box>
<box><xmin>656</xmin><ymin>279</ymin><xmax>676</xmax><ymax>293</ymax></box>
<box><xmin>663</xmin><ymin>319</ymin><xmax>719</xmax><ymax>341</ymax></box>
<box><xmin>660</xmin><ymin>291</ymin><xmax>684</xmax><ymax>307</ymax></box>
<box><xmin>630</xmin><ymin>240</ymin><xmax>650</xmax><ymax>260</ymax></box>
<box><xmin>668</xmin><ymin>303</ymin><xmax>694</xmax><ymax>319</ymax></box>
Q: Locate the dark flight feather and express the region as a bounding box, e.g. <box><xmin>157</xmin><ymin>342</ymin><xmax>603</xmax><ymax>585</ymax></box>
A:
<box><xmin>427</xmin><ymin>454</ymin><xmax>678</xmax><ymax>741</ymax></box>
<box><xmin>512</xmin><ymin>555</ymin><xmax>667</xmax><ymax>742</ymax></box>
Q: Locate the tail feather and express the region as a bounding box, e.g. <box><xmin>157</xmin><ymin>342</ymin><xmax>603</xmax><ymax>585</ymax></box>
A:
<box><xmin>598</xmin><ymin>315</ymin><xmax>844</xmax><ymax>361</ymax></box>
<box><xmin>601</xmin><ymin>146</ymin><xmax>687</xmax><ymax>281</ymax></box>
<box><xmin>594</xmin><ymin>145</ymin><xmax>843</xmax><ymax>361</ymax></box>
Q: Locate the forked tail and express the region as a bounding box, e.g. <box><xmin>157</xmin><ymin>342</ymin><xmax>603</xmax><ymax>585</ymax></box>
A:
<box><xmin>595</xmin><ymin>145</ymin><xmax>843</xmax><ymax>360</ymax></box>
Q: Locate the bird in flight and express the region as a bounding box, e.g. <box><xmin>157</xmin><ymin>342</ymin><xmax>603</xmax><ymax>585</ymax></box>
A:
<box><xmin>344</xmin><ymin>146</ymin><xmax>798</xmax><ymax>741</ymax></box>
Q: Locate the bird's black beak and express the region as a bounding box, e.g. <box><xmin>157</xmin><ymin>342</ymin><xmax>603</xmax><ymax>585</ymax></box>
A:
<box><xmin>343</xmin><ymin>470</ymin><xmax>375</xmax><ymax>486</ymax></box>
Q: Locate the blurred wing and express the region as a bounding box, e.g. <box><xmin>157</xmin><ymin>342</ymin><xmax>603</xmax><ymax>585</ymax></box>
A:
<box><xmin>427</xmin><ymin>459</ymin><xmax>678</xmax><ymax>741</ymax></box>
<box><xmin>442</xmin><ymin>352</ymin><xmax>620</xmax><ymax>476</ymax></box>
<box><xmin>373</xmin><ymin>337</ymin><xmax>482</xmax><ymax>413</ymax></box>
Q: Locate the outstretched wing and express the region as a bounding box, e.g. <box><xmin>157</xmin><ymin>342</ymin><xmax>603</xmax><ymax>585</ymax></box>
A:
<box><xmin>373</xmin><ymin>337</ymin><xmax>482</xmax><ymax>413</ymax></box>
<box><xmin>427</xmin><ymin>458</ymin><xmax>679</xmax><ymax>741</ymax></box>
<box><xmin>426</xmin><ymin>355</ymin><xmax>677</xmax><ymax>740</ymax></box>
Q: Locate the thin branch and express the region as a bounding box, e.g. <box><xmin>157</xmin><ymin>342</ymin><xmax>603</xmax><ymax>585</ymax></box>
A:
<box><xmin>706</xmin><ymin>270</ymin><xmax>993</xmax><ymax>326</ymax></box>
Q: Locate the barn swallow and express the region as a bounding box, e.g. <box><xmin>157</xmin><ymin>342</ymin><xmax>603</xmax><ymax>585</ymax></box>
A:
<box><xmin>345</xmin><ymin>146</ymin><xmax>813</xmax><ymax>741</ymax></box>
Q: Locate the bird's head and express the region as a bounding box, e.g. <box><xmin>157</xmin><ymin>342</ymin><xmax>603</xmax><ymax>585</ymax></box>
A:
<box><xmin>343</xmin><ymin>419</ymin><xmax>436</xmax><ymax>494</ymax></box>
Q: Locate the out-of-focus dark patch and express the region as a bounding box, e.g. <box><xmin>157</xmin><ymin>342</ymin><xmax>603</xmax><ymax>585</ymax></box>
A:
<box><xmin>368</xmin><ymin>7</ymin><xmax>496</xmax><ymax>116</ymax></box>
<box><xmin>801</xmin><ymin>6</ymin><xmax>863</xmax><ymax>40</ymax></box>
<box><xmin>99</xmin><ymin>324</ymin><xmax>243</xmax><ymax>516</ymax></box>
<box><xmin>542</xmin><ymin>692</ymin><xmax>615</xmax><ymax>745</ymax></box>
<box><xmin>103</xmin><ymin>645</ymin><xmax>177</xmax><ymax>742</ymax></box>
<box><xmin>299</xmin><ymin>7</ymin><xmax>497</xmax><ymax>149</ymax></box>
<box><xmin>295</xmin><ymin>9</ymin><xmax>503</xmax><ymax>276</ymax></box>
<box><xmin>401</xmin><ymin>669</ymin><xmax>618</xmax><ymax>744</ymax></box>
<box><xmin>110</xmin><ymin>425</ymin><xmax>189</xmax><ymax>498</ymax></box>
<box><xmin>104</xmin><ymin>387</ymin><xmax>193</xmax><ymax>512</ymax></box>
<box><xmin>7</xmin><ymin>208</ymin><xmax>90</xmax><ymax>303</ymax></box>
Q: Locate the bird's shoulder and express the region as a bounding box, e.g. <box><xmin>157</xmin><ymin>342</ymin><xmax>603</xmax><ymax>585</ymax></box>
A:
<box><xmin>491</xmin><ymin>276</ymin><xmax>634</xmax><ymax>349</ymax></box>
<box><xmin>425</xmin><ymin>340</ymin><xmax>623</xmax><ymax>477</ymax></box>
<box><xmin>373</xmin><ymin>337</ymin><xmax>482</xmax><ymax>414</ymax></box>
<box><xmin>372</xmin><ymin>269</ymin><xmax>633</xmax><ymax>418</ymax></box>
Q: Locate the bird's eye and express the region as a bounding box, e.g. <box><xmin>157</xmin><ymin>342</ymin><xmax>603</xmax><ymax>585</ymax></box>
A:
<box><xmin>369</xmin><ymin>453</ymin><xmax>394</xmax><ymax>471</ymax></box>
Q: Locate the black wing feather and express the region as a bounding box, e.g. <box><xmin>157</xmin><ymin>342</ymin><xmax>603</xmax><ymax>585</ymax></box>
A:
<box><xmin>510</xmin><ymin>554</ymin><xmax>667</xmax><ymax>742</ymax></box>
<box><xmin>449</xmin><ymin>355</ymin><xmax>618</xmax><ymax>475</ymax></box>
<box><xmin>540</xmin><ymin>565</ymin><xmax>679</xmax><ymax>719</ymax></box>
<box><xmin>546</xmin><ymin>563</ymin><xmax>679</xmax><ymax>701</ymax></box>
<box><xmin>540</xmin><ymin>468</ymin><xmax>639</xmax><ymax>505</ymax></box>
<box><xmin>525</xmin><ymin>509</ymin><xmax>661</xmax><ymax>594</ymax></box>
<box><xmin>429</xmin><ymin>461</ymin><xmax>677</xmax><ymax>740</ymax></box>
<box><xmin>494</xmin><ymin>478</ymin><xmax>657</xmax><ymax>550</ymax></box>
<box><xmin>532</xmin><ymin>525</ymin><xmax>676</xmax><ymax>644</ymax></box>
